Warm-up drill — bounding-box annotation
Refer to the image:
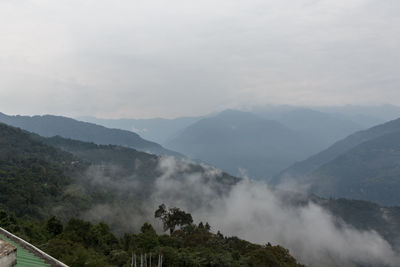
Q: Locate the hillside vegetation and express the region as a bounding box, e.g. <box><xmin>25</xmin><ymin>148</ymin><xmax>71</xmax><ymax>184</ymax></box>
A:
<box><xmin>0</xmin><ymin>122</ymin><xmax>304</xmax><ymax>265</ymax></box>
<box><xmin>276</xmin><ymin>118</ymin><xmax>400</xmax><ymax>206</ymax></box>
<box><xmin>1</xmin><ymin>122</ymin><xmax>400</xmax><ymax>265</ymax></box>
<box><xmin>0</xmin><ymin>209</ymin><xmax>304</xmax><ymax>267</ymax></box>
<box><xmin>277</xmin><ymin>117</ymin><xmax>400</xmax><ymax>181</ymax></box>
<box><xmin>0</xmin><ymin>112</ymin><xmax>179</xmax><ymax>156</ymax></box>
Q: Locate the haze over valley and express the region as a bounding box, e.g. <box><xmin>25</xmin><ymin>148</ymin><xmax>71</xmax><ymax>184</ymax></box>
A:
<box><xmin>1</xmin><ymin>0</ymin><xmax>400</xmax><ymax>266</ymax></box>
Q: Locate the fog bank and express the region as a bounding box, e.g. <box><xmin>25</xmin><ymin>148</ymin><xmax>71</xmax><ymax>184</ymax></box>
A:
<box><xmin>150</xmin><ymin>157</ymin><xmax>400</xmax><ymax>266</ymax></box>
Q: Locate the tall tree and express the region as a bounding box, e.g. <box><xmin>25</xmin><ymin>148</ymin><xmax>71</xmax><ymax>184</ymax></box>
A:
<box><xmin>154</xmin><ymin>204</ymin><xmax>193</xmax><ymax>234</ymax></box>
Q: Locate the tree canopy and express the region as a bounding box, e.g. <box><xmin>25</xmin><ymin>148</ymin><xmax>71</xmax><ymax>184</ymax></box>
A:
<box><xmin>155</xmin><ymin>204</ymin><xmax>194</xmax><ymax>234</ymax></box>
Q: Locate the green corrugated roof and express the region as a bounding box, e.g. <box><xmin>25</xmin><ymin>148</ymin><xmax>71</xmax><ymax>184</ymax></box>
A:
<box><xmin>0</xmin><ymin>234</ymin><xmax>50</xmax><ymax>267</ymax></box>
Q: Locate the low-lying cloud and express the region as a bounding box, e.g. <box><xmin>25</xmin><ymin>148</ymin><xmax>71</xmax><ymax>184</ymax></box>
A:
<box><xmin>79</xmin><ymin>156</ymin><xmax>400</xmax><ymax>266</ymax></box>
<box><xmin>150</xmin><ymin>157</ymin><xmax>400</xmax><ymax>267</ymax></box>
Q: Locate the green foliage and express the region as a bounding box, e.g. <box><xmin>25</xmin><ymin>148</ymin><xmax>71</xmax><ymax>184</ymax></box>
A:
<box><xmin>155</xmin><ymin>204</ymin><xmax>194</xmax><ymax>234</ymax></box>
<box><xmin>0</xmin><ymin>123</ymin><xmax>88</xmax><ymax>220</ymax></box>
<box><xmin>46</xmin><ymin>216</ymin><xmax>63</xmax><ymax>236</ymax></box>
<box><xmin>0</xmin><ymin>122</ymin><xmax>239</xmax><ymax>236</ymax></box>
<box><xmin>0</xmin><ymin>209</ymin><xmax>304</xmax><ymax>267</ymax></box>
<box><xmin>248</xmin><ymin>245</ymin><xmax>300</xmax><ymax>267</ymax></box>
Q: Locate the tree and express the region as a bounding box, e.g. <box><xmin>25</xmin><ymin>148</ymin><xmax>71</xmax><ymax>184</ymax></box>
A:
<box><xmin>205</xmin><ymin>222</ymin><xmax>211</xmax><ymax>231</ymax></box>
<box><xmin>154</xmin><ymin>204</ymin><xmax>193</xmax><ymax>234</ymax></box>
<box><xmin>137</xmin><ymin>223</ymin><xmax>159</xmax><ymax>251</ymax></box>
<box><xmin>46</xmin><ymin>216</ymin><xmax>63</xmax><ymax>236</ymax></box>
<box><xmin>141</xmin><ymin>222</ymin><xmax>156</xmax><ymax>235</ymax></box>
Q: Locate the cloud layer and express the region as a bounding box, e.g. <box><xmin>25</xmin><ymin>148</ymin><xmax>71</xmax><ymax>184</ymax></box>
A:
<box><xmin>1</xmin><ymin>0</ymin><xmax>400</xmax><ymax>118</ymax></box>
<box><xmin>150</xmin><ymin>157</ymin><xmax>400</xmax><ymax>266</ymax></box>
<box><xmin>78</xmin><ymin>156</ymin><xmax>400</xmax><ymax>265</ymax></box>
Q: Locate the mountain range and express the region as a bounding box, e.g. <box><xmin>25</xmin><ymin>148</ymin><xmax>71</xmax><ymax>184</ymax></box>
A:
<box><xmin>6</xmin><ymin>109</ymin><xmax>400</xmax><ymax>207</ymax></box>
<box><xmin>276</xmin><ymin>117</ymin><xmax>400</xmax><ymax>206</ymax></box>
<box><xmin>259</xmin><ymin>108</ymin><xmax>364</xmax><ymax>147</ymax></box>
<box><xmin>0</xmin><ymin>121</ymin><xmax>237</xmax><ymax>231</ymax></box>
<box><xmin>78</xmin><ymin>106</ymin><xmax>400</xmax><ymax>182</ymax></box>
<box><xmin>1</xmin><ymin>118</ymin><xmax>400</xmax><ymax>265</ymax></box>
<box><xmin>165</xmin><ymin>109</ymin><xmax>320</xmax><ymax>179</ymax></box>
<box><xmin>164</xmin><ymin>109</ymin><xmax>371</xmax><ymax>180</ymax></box>
<box><xmin>79</xmin><ymin>115</ymin><xmax>201</xmax><ymax>144</ymax></box>
<box><xmin>0</xmin><ymin>112</ymin><xmax>180</xmax><ymax>157</ymax></box>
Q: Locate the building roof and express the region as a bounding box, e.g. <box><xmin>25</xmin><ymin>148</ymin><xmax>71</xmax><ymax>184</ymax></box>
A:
<box><xmin>0</xmin><ymin>238</ymin><xmax>16</xmax><ymax>257</ymax></box>
<box><xmin>0</xmin><ymin>234</ymin><xmax>50</xmax><ymax>267</ymax></box>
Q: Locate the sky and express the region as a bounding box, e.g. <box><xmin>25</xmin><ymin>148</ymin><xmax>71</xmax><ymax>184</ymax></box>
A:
<box><xmin>0</xmin><ymin>0</ymin><xmax>399</xmax><ymax>118</ymax></box>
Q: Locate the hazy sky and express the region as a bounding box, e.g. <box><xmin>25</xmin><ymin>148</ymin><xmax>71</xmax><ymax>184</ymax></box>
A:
<box><xmin>0</xmin><ymin>0</ymin><xmax>399</xmax><ymax>118</ymax></box>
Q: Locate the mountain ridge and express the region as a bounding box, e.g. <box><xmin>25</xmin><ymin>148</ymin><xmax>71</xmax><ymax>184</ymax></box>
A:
<box><xmin>0</xmin><ymin>112</ymin><xmax>181</xmax><ymax>157</ymax></box>
<box><xmin>166</xmin><ymin>109</ymin><xmax>319</xmax><ymax>179</ymax></box>
<box><xmin>274</xmin><ymin>117</ymin><xmax>400</xmax><ymax>206</ymax></box>
<box><xmin>275</xmin><ymin>117</ymin><xmax>400</xmax><ymax>182</ymax></box>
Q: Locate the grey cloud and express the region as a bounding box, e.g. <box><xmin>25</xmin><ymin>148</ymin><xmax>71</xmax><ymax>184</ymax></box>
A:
<box><xmin>149</xmin><ymin>157</ymin><xmax>400</xmax><ymax>267</ymax></box>
<box><xmin>77</xmin><ymin>156</ymin><xmax>400</xmax><ymax>265</ymax></box>
<box><xmin>0</xmin><ymin>0</ymin><xmax>399</xmax><ymax>117</ymax></box>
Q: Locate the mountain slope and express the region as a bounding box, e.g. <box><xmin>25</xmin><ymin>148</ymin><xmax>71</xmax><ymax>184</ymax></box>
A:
<box><xmin>274</xmin><ymin>108</ymin><xmax>364</xmax><ymax>147</ymax></box>
<box><xmin>1</xmin><ymin>122</ymin><xmax>400</xmax><ymax>263</ymax></box>
<box><xmin>276</xmin><ymin>117</ymin><xmax>400</xmax><ymax>183</ymax></box>
<box><xmin>0</xmin><ymin>112</ymin><xmax>180</xmax><ymax>156</ymax></box>
<box><xmin>305</xmin><ymin>131</ymin><xmax>400</xmax><ymax>205</ymax></box>
<box><xmin>318</xmin><ymin>198</ymin><xmax>400</xmax><ymax>248</ymax></box>
<box><xmin>79</xmin><ymin>116</ymin><xmax>201</xmax><ymax>144</ymax></box>
<box><xmin>166</xmin><ymin>110</ymin><xmax>325</xmax><ymax>179</ymax></box>
<box><xmin>0</xmin><ymin>123</ymin><xmax>83</xmax><ymax>218</ymax></box>
<box><xmin>0</xmin><ymin>122</ymin><xmax>237</xmax><ymax>230</ymax></box>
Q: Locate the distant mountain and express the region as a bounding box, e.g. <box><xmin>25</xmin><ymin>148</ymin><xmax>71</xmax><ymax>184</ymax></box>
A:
<box><xmin>273</xmin><ymin>108</ymin><xmax>364</xmax><ymax>146</ymax></box>
<box><xmin>78</xmin><ymin>116</ymin><xmax>201</xmax><ymax>144</ymax></box>
<box><xmin>254</xmin><ymin>108</ymin><xmax>367</xmax><ymax>148</ymax></box>
<box><xmin>0</xmin><ymin>112</ymin><xmax>180</xmax><ymax>156</ymax></box>
<box><xmin>275</xmin><ymin>117</ymin><xmax>400</xmax><ymax>206</ymax></box>
<box><xmin>307</xmin><ymin>131</ymin><xmax>400</xmax><ymax>205</ymax></box>
<box><xmin>0</xmin><ymin>122</ymin><xmax>238</xmax><ymax>229</ymax></box>
<box><xmin>165</xmin><ymin>109</ymin><xmax>322</xmax><ymax>180</ymax></box>
<box><xmin>1</xmin><ymin>121</ymin><xmax>400</xmax><ymax>258</ymax></box>
<box><xmin>276</xmin><ymin>117</ymin><xmax>400</xmax><ymax>180</ymax></box>
<box><xmin>251</xmin><ymin>104</ymin><xmax>400</xmax><ymax>128</ymax></box>
<box><xmin>1</xmin><ymin>123</ymin><xmax>302</xmax><ymax>267</ymax></box>
<box><xmin>317</xmin><ymin>104</ymin><xmax>400</xmax><ymax>125</ymax></box>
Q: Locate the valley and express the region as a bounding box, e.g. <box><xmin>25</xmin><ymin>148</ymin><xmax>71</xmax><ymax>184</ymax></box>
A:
<box><xmin>1</xmin><ymin>108</ymin><xmax>400</xmax><ymax>266</ymax></box>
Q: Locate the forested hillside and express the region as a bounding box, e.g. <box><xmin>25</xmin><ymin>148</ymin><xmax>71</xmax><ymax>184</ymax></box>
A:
<box><xmin>306</xmin><ymin>131</ymin><xmax>400</xmax><ymax>205</ymax></box>
<box><xmin>0</xmin><ymin>209</ymin><xmax>304</xmax><ymax>267</ymax></box>
<box><xmin>0</xmin><ymin>123</ymin><xmax>86</xmax><ymax>218</ymax></box>
<box><xmin>0</xmin><ymin>112</ymin><xmax>180</xmax><ymax>156</ymax></box>
<box><xmin>1</xmin><ymin>122</ymin><xmax>400</xmax><ymax>266</ymax></box>
<box><xmin>275</xmin><ymin>118</ymin><xmax>400</xmax><ymax>206</ymax></box>
<box><xmin>276</xmin><ymin>117</ymin><xmax>400</xmax><ymax>182</ymax></box>
<box><xmin>0</xmin><ymin>123</ymin><xmax>237</xmax><ymax>229</ymax></box>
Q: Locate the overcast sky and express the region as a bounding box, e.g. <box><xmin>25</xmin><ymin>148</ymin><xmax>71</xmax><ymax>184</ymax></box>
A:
<box><xmin>0</xmin><ymin>0</ymin><xmax>399</xmax><ymax>118</ymax></box>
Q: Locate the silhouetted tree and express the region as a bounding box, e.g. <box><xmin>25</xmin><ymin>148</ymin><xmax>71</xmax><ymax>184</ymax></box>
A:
<box><xmin>155</xmin><ymin>204</ymin><xmax>193</xmax><ymax>234</ymax></box>
<box><xmin>198</xmin><ymin>222</ymin><xmax>204</xmax><ymax>229</ymax></box>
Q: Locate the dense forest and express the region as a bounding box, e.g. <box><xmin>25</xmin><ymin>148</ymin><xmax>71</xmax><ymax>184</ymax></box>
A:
<box><xmin>0</xmin><ymin>208</ymin><xmax>304</xmax><ymax>266</ymax></box>
<box><xmin>1</xmin><ymin>122</ymin><xmax>400</xmax><ymax>265</ymax></box>
<box><xmin>0</xmin><ymin>123</ymin><xmax>304</xmax><ymax>265</ymax></box>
